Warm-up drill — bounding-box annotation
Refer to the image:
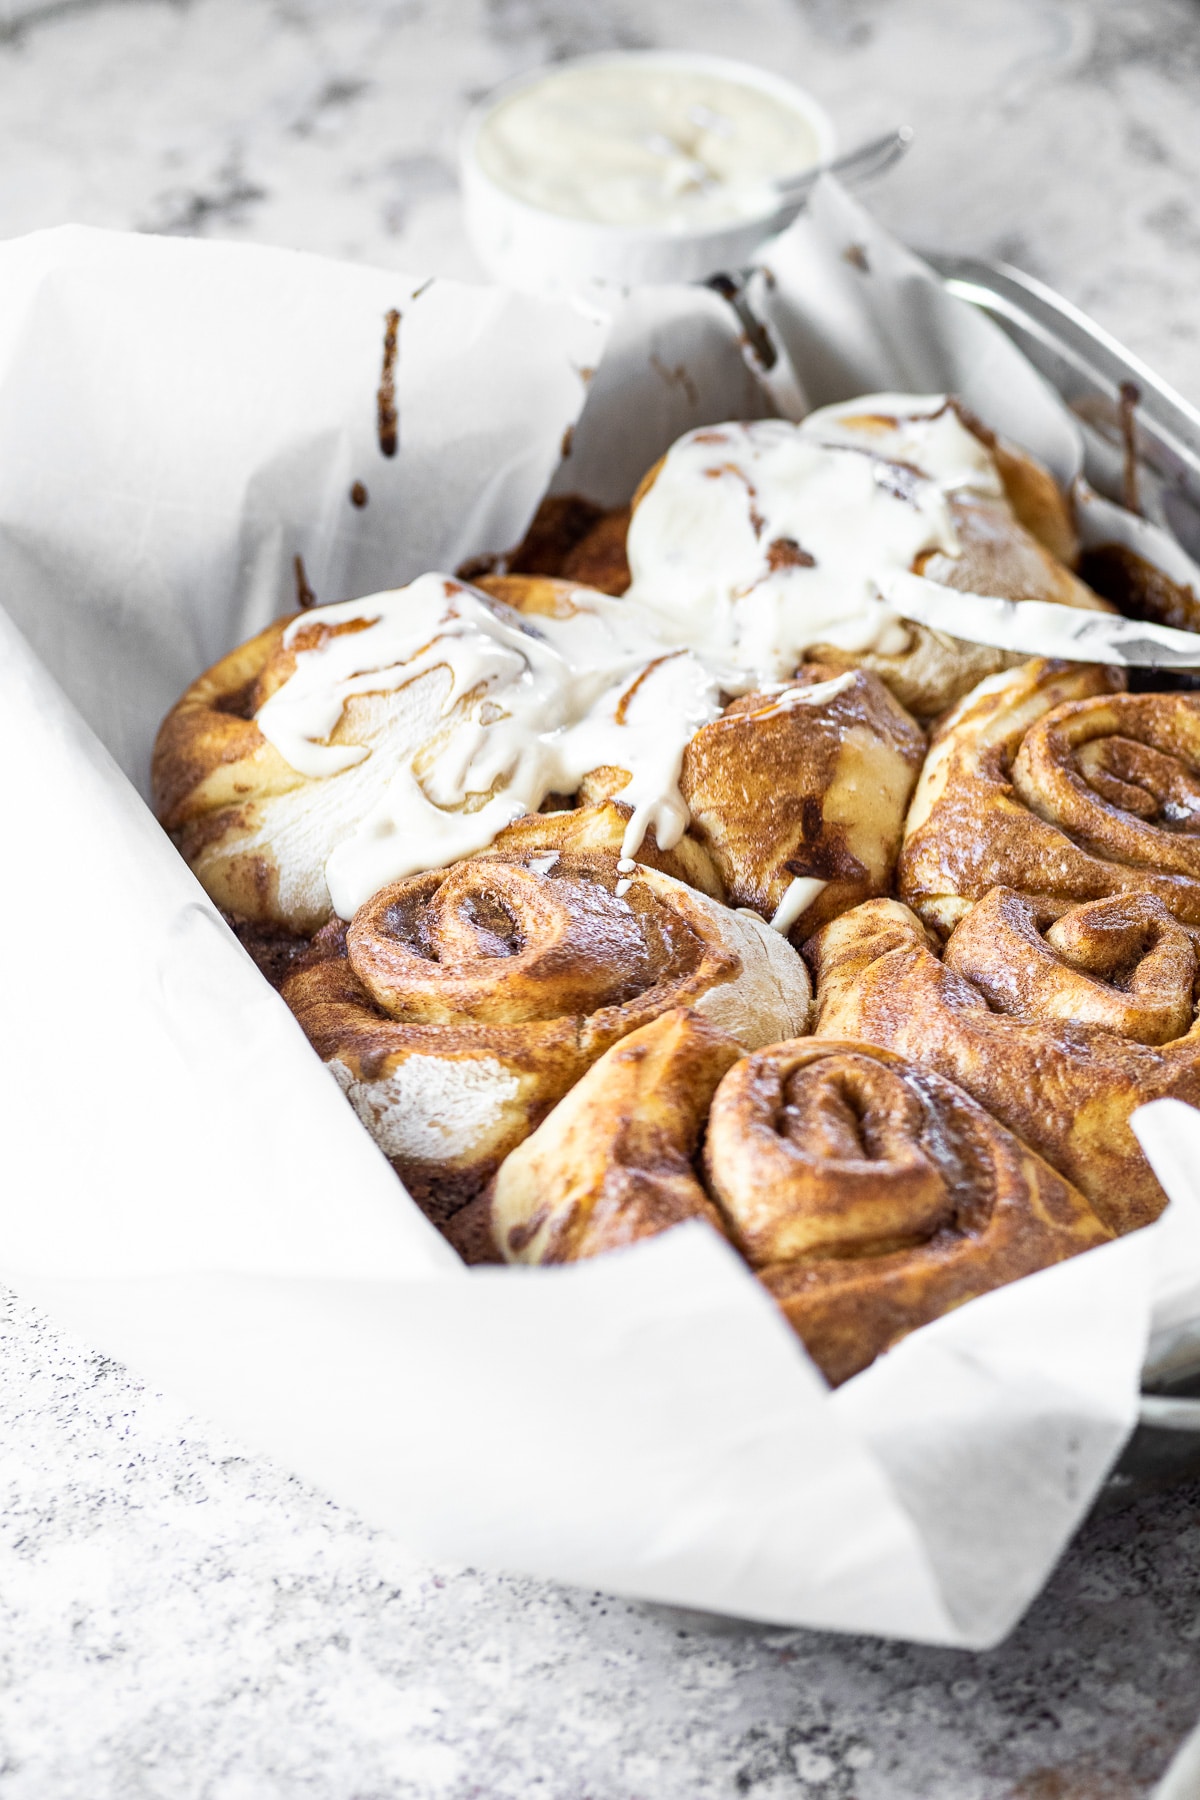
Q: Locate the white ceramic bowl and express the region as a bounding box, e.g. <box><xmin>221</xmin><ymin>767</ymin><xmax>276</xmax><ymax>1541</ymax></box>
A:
<box><xmin>460</xmin><ymin>51</ymin><xmax>836</xmax><ymax>297</ymax></box>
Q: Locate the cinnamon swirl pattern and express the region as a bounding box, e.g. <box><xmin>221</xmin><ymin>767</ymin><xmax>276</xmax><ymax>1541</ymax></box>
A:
<box><xmin>283</xmin><ymin>849</ymin><xmax>811</xmax><ymax>1219</ymax></box>
<box><xmin>900</xmin><ymin>659</ymin><xmax>1200</xmax><ymax>936</ymax></box>
<box><xmin>808</xmin><ymin>888</ymin><xmax>1200</xmax><ymax>1232</ymax></box>
<box><xmin>495</xmin><ymin>1013</ymin><xmax>1109</xmax><ymax>1384</ymax></box>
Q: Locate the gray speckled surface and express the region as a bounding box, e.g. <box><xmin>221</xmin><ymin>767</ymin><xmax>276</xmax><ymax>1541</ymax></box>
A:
<box><xmin>4</xmin><ymin>2</ymin><xmax>1200</xmax><ymax>1795</ymax></box>
<box><xmin>5</xmin><ymin>1287</ymin><xmax>1200</xmax><ymax>1800</ymax></box>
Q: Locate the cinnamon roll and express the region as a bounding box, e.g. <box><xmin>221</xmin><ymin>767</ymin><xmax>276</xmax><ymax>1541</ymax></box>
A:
<box><xmin>153</xmin><ymin>572</ymin><xmax>731</xmax><ymax>934</ymax></box>
<box><xmin>619</xmin><ymin>394</ymin><xmax>1109</xmax><ymax>719</ymax></box>
<box><xmin>282</xmin><ymin>848</ymin><xmax>811</xmax><ymax>1220</ymax></box>
<box><xmin>478</xmin><ymin>578</ymin><xmax>927</xmax><ymax>943</ymax></box>
<box><xmin>706</xmin><ymin>1038</ymin><xmax>1108</xmax><ymax>1383</ymax></box>
<box><xmin>808</xmin><ymin>888</ymin><xmax>1200</xmax><ymax>1232</ymax></box>
<box><xmin>495</xmin><ymin>1012</ymin><xmax>1108</xmax><ymax>1384</ymax></box>
<box><xmin>676</xmin><ymin>664</ymin><xmax>926</xmax><ymax>941</ymax></box>
<box><xmin>899</xmin><ymin>659</ymin><xmax>1200</xmax><ymax>936</ymax></box>
<box><xmin>492</xmin><ymin>1007</ymin><xmax>738</xmax><ymax>1264</ymax></box>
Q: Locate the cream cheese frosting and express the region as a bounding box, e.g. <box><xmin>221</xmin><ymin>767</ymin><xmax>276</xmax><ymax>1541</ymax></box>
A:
<box><xmin>623</xmin><ymin>396</ymin><xmax>1006</xmax><ymax>679</ymax></box>
<box><xmin>254</xmin><ymin>574</ymin><xmax>727</xmax><ymax>918</ymax></box>
<box><xmin>249</xmin><ymin>399</ymin><xmax>1026</xmax><ymax>919</ymax></box>
<box><xmin>474</xmin><ymin>62</ymin><xmax>822</xmax><ymax>231</ymax></box>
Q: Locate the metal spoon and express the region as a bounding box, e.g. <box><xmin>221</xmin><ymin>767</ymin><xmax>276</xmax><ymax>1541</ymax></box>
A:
<box><xmin>773</xmin><ymin>124</ymin><xmax>914</xmax><ymax>208</ymax></box>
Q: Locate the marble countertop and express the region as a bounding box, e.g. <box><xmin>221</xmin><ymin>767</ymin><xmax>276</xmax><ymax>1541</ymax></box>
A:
<box><xmin>4</xmin><ymin>1</ymin><xmax>1200</xmax><ymax>1795</ymax></box>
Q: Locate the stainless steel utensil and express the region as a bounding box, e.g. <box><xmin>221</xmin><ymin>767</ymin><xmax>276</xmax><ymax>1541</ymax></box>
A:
<box><xmin>773</xmin><ymin>124</ymin><xmax>914</xmax><ymax>208</ymax></box>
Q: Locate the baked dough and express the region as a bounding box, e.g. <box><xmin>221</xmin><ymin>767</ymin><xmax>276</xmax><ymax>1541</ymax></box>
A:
<box><xmin>808</xmin><ymin>888</ymin><xmax>1200</xmax><ymax>1232</ymax></box>
<box><xmin>899</xmin><ymin>659</ymin><xmax>1200</xmax><ymax>935</ymax></box>
<box><xmin>494</xmin><ymin>1009</ymin><xmax>1109</xmax><ymax>1383</ymax></box>
<box><xmin>283</xmin><ymin>849</ymin><xmax>810</xmax><ymax>1220</ymax></box>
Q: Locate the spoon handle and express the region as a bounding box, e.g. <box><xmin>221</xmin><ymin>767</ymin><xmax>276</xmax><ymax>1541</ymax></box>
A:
<box><xmin>774</xmin><ymin>124</ymin><xmax>914</xmax><ymax>206</ymax></box>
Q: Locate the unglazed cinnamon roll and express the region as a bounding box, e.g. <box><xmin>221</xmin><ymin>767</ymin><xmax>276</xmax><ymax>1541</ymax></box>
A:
<box><xmin>705</xmin><ymin>1037</ymin><xmax>1108</xmax><ymax>1383</ymax></box>
<box><xmin>492</xmin><ymin>1008</ymin><xmax>738</xmax><ymax>1263</ymax></box>
<box><xmin>494</xmin><ymin>1011</ymin><xmax>1108</xmax><ymax>1383</ymax></box>
<box><xmin>807</xmin><ymin>888</ymin><xmax>1200</xmax><ymax>1232</ymax></box>
<box><xmin>676</xmin><ymin>664</ymin><xmax>925</xmax><ymax>941</ymax></box>
<box><xmin>899</xmin><ymin>659</ymin><xmax>1200</xmax><ymax>936</ymax></box>
<box><xmin>619</xmin><ymin>394</ymin><xmax>1110</xmax><ymax>719</ymax></box>
<box><xmin>282</xmin><ymin>848</ymin><xmax>811</xmax><ymax>1220</ymax></box>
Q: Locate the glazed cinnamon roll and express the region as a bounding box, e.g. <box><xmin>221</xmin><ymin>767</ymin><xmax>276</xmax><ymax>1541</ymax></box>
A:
<box><xmin>808</xmin><ymin>888</ymin><xmax>1200</xmax><ymax>1232</ymax></box>
<box><xmin>153</xmin><ymin>572</ymin><xmax>732</xmax><ymax>934</ymax></box>
<box><xmin>620</xmin><ymin>395</ymin><xmax>1109</xmax><ymax>719</ymax></box>
<box><xmin>480</xmin><ymin>586</ymin><xmax>927</xmax><ymax>944</ymax></box>
<box><xmin>283</xmin><ymin>849</ymin><xmax>810</xmax><ymax>1220</ymax></box>
<box><xmin>495</xmin><ymin>1013</ymin><xmax>1108</xmax><ymax>1384</ymax></box>
<box><xmin>900</xmin><ymin>659</ymin><xmax>1200</xmax><ymax>936</ymax></box>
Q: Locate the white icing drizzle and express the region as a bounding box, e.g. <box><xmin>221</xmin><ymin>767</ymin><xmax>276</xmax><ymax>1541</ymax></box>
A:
<box><xmin>798</xmin><ymin>394</ymin><xmax>1004</xmax><ymax>498</ymax></box>
<box><xmin>255</xmin><ymin>574</ymin><xmax>726</xmax><ymax>918</ymax></box>
<box><xmin>246</xmin><ymin>397</ymin><xmax>1025</xmax><ymax>920</ymax></box>
<box><xmin>769</xmin><ymin>876</ymin><xmax>827</xmax><ymax>934</ymax></box>
<box><xmin>623</xmin><ymin>399</ymin><xmax>1006</xmax><ymax>681</ymax></box>
<box><xmin>754</xmin><ymin>671</ymin><xmax>858</xmax><ymax>712</ymax></box>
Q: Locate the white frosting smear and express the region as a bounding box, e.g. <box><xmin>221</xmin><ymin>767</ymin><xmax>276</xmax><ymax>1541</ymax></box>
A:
<box><xmin>246</xmin><ymin>399</ymin><xmax>1023</xmax><ymax>920</ymax></box>
<box><xmin>769</xmin><ymin>876</ymin><xmax>828</xmax><ymax>934</ymax></box>
<box><xmin>255</xmin><ymin>574</ymin><xmax>726</xmax><ymax>918</ymax></box>
<box><xmin>624</xmin><ymin>397</ymin><xmax>1003</xmax><ymax>680</ymax></box>
<box><xmin>799</xmin><ymin>393</ymin><xmax>1004</xmax><ymax>497</ymax></box>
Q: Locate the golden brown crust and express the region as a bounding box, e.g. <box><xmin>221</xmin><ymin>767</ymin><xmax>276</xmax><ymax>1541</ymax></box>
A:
<box><xmin>558</xmin><ymin>506</ymin><xmax>632</xmax><ymax>595</ymax></box>
<box><xmin>917</xmin><ymin>490</ymin><xmax>1101</xmax><ymax>612</ymax></box>
<box><xmin>899</xmin><ymin>659</ymin><xmax>1200</xmax><ymax>935</ymax></box>
<box><xmin>493</xmin><ymin>1016</ymin><xmax>1108</xmax><ymax>1384</ymax></box>
<box><xmin>151</xmin><ymin>615</ymin><xmax>301</xmax><ymax>833</ymax></box>
<box><xmin>992</xmin><ymin>439</ymin><xmax>1080</xmax><ymax>569</ymax></box>
<box><xmin>806</xmin><ymin>890</ymin><xmax>1200</xmax><ymax>1232</ymax></box>
<box><xmin>493</xmin><ymin>799</ymin><xmax>725</xmax><ymax>900</ymax></box>
<box><xmin>706</xmin><ymin>1038</ymin><xmax>1108</xmax><ymax>1385</ymax></box>
<box><xmin>678</xmin><ymin>664</ymin><xmax>926</xmax><ymax>941</ymax></box>
<box><xmin>282</xmin><ymin>848</ymin><xmax>809</xmax><ymax>1221</ymax></box>
<box><xmin>799</xmin><ymin>627</ymin><xmax>1022</xmax><ymax>726</ymax></box>
<box><xmin>471</xmin><ymin>571</ymin><xmax>594</xmax><ymax>619</ymax></box>
<box><xmin>492</xmin><ymin>1008</ymin><xmax>739</xmax><ymax>1264</ymax></box>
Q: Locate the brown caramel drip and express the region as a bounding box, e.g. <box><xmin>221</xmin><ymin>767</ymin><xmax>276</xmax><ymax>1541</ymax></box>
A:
<box><xmin>377</xmin><ymin>307</ymin><xmax>400</xmax><ymax>457</ymax></box>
